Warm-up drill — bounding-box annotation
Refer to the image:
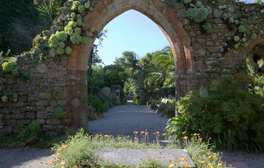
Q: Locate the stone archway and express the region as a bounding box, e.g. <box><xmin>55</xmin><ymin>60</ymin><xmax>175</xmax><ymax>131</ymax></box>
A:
<box><xmin>67</xmin><ymin>0</ymin><xmax>195</xmax><ymax>131</ymax></box>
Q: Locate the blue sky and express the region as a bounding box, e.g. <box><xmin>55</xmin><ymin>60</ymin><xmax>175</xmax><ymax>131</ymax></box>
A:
<box><xmin>94</xmin><ymin>10</ymin><xmax>170</xmax><ymax>66</ymax></box>
<box><xmin>94</xmin><ymin>0</ymin><xmax>261</xmax><ymax>66</ymax></box>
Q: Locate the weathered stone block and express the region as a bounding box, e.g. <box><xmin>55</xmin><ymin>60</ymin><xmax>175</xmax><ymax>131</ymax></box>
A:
<box><xmin>12</xmin><ymin>109</ymin><xmax>21</xmax><ymax>114</ymax></box>
<box><xmin>53</xmin><ymin>91</ymin><xmax>69</xmax><ymax>100</ymax></box>
<box><xmin>62</xmin><ymin>118</ymin><xmax>71</xmax><ymax>126</ymax></box>
<box><xmin>50</xmin><ymin>101</ymin><xmax>57</xmax><ymax>107</ymax></box>
<box><xmin>18</xmin><ymin>96</ymin><xmax>27</xmax><ymax>102</ymax></box>
<box><xmin>39</xmin><ymin>92</ymin><xmax>52</xmax><ymax>100</ymax></box>
<box><xmin>0</xmin><ymin>126</ymin><xmax>12</xmax><ymax>133</ymax></box>
<box><xmin>47</xmin><ymin>119</ymin><xmax>61</xmax><ymax>125</ymax></box>
<box><xmin>0</xmin><ymin>108</ymin><xmax>9</xmax><ymax>114</ymax></box>
<box><xmin>13</xmin><ymin>102</ymin><xmax>24</xmax><ymax>108</ymax></box>
<box><xmin>25</xmin><ymin>112</ymin><xmax>35</xmax><ymax>119</ymax></box>
<box><xmin>17</xmin><ymin>119</ymin><xmax>31</xmax><ymax>125</ymax></box>
<box><xmin>36</xmin><ymin>111</ymin><xmax>48</xmax><ymax>119</ymax></box>
<box><xmin>46</xmin><ymin>106</ymin><xmax>55</xmax><ymax>112</ymax></box>
<box><xmin>13</xmin><ymin>84</ymin><xmax>26</xmax><ymax>92</ymax></box>
<box><xmin>34</xmin><ymin>119</ymin><xmax>45</xmax><ymax>125</ymax></box>
<box><xmin>21</xmin><ymin>107</ymin><xmax>36</xmax><ymax>112</ymax></box>
<box><xmin>36</xmin><ymin>100</ymin><xmax>50</xmax><ymax>107</ymax></box>
<box><xmin>42</xmin><ymin>125</ymin><xmax>56</xmax><ymax>131</ymax></box>
<box><xmin>57</xmin><ymin>100</ymin><xmax>67</xmax><ymax>106</ymax></box>
<box><xmin>11</xmin><ymin>114</ymin><xmax>24</xmax><ymax>119</ymax></box>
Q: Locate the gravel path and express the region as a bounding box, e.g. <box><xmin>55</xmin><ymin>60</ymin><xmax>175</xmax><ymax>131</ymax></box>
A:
<box><xmin>1</xmin><ymin>101</ymin><xmax>263</xmax><ymax>168</ymax></box>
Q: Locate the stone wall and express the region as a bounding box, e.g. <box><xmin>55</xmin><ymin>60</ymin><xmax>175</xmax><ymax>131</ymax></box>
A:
<box><xmin>1</xmin><ymin>0</ymin><xmax>264</xmax><ymax>134</ymax></box>
<box><xmin>0</xmin><ymin>50</ymin><xmax>71</xmax><ymax>135</ymax></box>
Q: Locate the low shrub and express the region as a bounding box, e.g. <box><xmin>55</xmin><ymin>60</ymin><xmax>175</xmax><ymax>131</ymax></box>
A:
<box><xmin>88</xmin><ymin>94</ymin><xmax>105</xmax><ymax>113</ymax></box>
<box><xmin>166</xmin><ymin>72</ymin><xmax>264</xmax><ymax>152</ymax></box>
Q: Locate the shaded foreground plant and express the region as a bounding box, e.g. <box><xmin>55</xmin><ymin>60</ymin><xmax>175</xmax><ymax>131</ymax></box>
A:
<box><xmin>166</xmin><ymin>71</ymin><xmax>264</xmax><ymax>152</ymax></box>
<box><xmin>46</xmin><ymin>128</ymin><xmax>227</xmax><ymax>168</ymax></box>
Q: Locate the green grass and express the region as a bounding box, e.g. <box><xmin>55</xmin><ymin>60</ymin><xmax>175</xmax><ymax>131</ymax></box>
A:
<box><xmin>47</xmin><ymin>128</ymin><xmax>227</xmax><ymax>168</ymax></box>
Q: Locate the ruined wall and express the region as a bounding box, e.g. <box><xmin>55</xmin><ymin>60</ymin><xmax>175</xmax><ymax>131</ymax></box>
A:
<box><xmin>0</xmin><ymin>50</ymin><xmax>71</xmax><ymax>135</ymax></box>
<box><xmin>1</xmin><ymin>0</ymin><xmax>264</xmax><ymax>134</ymax></box>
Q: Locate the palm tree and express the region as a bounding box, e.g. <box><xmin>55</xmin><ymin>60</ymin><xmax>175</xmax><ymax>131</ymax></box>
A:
<box><xmin>35</xmin><ymin>0</ymin><xmax>65</xmax><ymax>24</ymax></box>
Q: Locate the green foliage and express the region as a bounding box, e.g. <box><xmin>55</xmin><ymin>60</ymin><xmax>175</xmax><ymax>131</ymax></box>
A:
<box><xmin>2</xmin><ymin>61</ymin><xmax>15</xmax><ymax>72</ymax></box>
<box><xmin>65</xmin><ymin>46</ymin><xmax>72</xmax><ymax>55</ymax></box>
<box><xmin>0</xmin><ymin>1</ymin><xmax>46</xmax><ymax>55</ymax></box>
<box><xmin>13</xmin><ymin>94</ymin><xmax>18</xmax><ymax>102</ymax></box>
<box><xmin>54</xmin><ymin>106</ymin><xmax>66</xmax><ymax>118</ymax></box>
<box><xmin>57</xmin><ymin>32</ymin><xmax>68</xmax><ymax>41</ymax></box>
<box><xmin>48</xmin><ymin>34</ymin><xmax>59</xmax><ymax>48</ymax></box>
<box><xmin>49</xmin><ymin>48</ymin><xmax>56</xmax><ymax>57</ymax></box>
<box><xmin>11</xmin><ymin>67</ymin><xmax>19</xmax><ymax>76</ymax></box>
<box><xmin>186</xmin><ymin>1</ymin><xmax>212</xmax><ymax>23</ymax></box>
<box><xmin>167</xmin><ymin>72</ymin><xmax>264</xmax><ymax>152</ymax></box>
<box><xmin>84</xmin><ymin>2</ymin><xmax>90</xmax><ymax>8</ymax></box>
<box><xmin>238</xmin><ymin>25</ymin><xmax>246</xmax><ymax>33</ymax></box>
<box><xmin>56</xmin><ymin>47</ymin><xmax>65</xmax><ymax>55</ymax></box>
<box><xmin>251</xmin><ymin>33</ymin><xmax>257</xmax><ymax>39</ymax></box>
<box><xmin>18</xmin><ymin>121</ymin><xmax>41</xmax><ymax>142</ymax></box>
<box><xmin>88</xmin><ymin>94</ymin><xmax>105</xmax><ymax>113</ymax></box>
<box><xmin>203</xmin><ymin>22</ymin><xmax>212</xmax><ymax>32</ymax></box>
<box><xmin>1</xmin><ymin>95</ymin><xmax>8</xmax><ymax>103</ymax></box>
<box><xmin>234</xmin><ymin>35</ymin><xmax>240</xmax><ymax>42</ymax></box>
<box><xmin>184</xmin><ymin>0</ymin><xmax>192</xmax><ymax>4</ymax></box>
<box><xmin>246</xmin><ymin>54</ymin><xmax>258</xmax><ymax>75</ymax></box>
<box><xmin>70</xmin><ymin>33</ymin><xmax>82</xmax><ymax>44</ymax></box>
<box><xmin>45</xmin><ymin>86</ymin><xmax>60</xmax><ymax>94</ymax></box>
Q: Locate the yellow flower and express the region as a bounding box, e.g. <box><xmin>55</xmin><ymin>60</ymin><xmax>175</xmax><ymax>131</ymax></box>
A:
<box><xmin>208</xmin><ymin>163</ymin><xmax>211</xmax><ymax>166</ymax></box>
<box><xmin>213</xmin><ymin>156</ymin><xmax>216</xmax><ymax>158</ymax></box>
<box><xmin>201</xmin><ymin>150</ymin><xmax>204</xmax><ymax>152</ymax></box>
<box><xmin>215</xmin><ymin>158</ymin><xmax>218</xmax><ymax>160</ymax></box>
<box><xmin>201</xmin><ymin>161</ymin><xmax>205</xmax><ymax>163</ymax></box>
<box><xmin>213</xmin><ymin>153</ymin><xmax>216</xmax><ymax>155</ymax></box>
<box><xmin>169</xmin><ymin>164</ymin><xmax>174</xmax><ymax>168</ymax></box>
<box><xmin>208</xmin><ymin>156</ymin><xmax>212</xmax><ymax>159</ymax></box>
<box><xmin>56</xmin><ymin>153</ymin><xmax>60</xmax><ymax>156</ymax></box>
<box><xmin>70</xmin><ymin>142</ymin><xmax>73</xmax><ymax>144</ymax></box>
<box><xmin>182</xmin><ymin>131</ymin><xmax>186</xmax><ymax>134</ymax></box>
<box><xmin>179</xmin><ymin>162</ymin><xmax>186</xmax><ymax>165</ymax></box>
<box><xmin>118</xmin><ymin>137</ymin><xmax>122</xmax><ymax>139</ymax></box>
<box><xmin>217</xmin><ymin>163</ymin><xmax>222</xmax><ymax>166</ymax></box>
<box><xmin>207</xmin><ymin>153</ymin><xmax>210</xmax><ymax>155</ymax></box>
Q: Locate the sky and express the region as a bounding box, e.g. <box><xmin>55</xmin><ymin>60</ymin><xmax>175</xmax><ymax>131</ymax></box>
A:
<box><xmin>94</xmin><ymin>10</ymin><xmax>170</xmax><ymax>66</ymax></box>
<box><xmin>94</xmin><ymin>0</ymin><xmax>261</xmax><ymax>66</ymax></box>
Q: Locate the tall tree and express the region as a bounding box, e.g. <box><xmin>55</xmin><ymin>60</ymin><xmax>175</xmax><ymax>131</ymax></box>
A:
<box><xmin>114</xmin><ymin>51</ymin><xmax>141</xmax><ymax>77</ymax></box>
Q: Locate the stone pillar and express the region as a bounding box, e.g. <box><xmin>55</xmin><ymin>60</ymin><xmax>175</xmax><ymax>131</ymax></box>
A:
<box><xmin>68</xmin><ymin>70</ymin><xmax>88</xmax><ymax>133</ymax></box>
<box><xmin>175</xmin><ymin>69</ymin><xmax>187</xmax><ymax>117</ymax></box>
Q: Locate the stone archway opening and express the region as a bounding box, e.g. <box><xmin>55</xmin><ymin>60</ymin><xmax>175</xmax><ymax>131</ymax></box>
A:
<box><xmin>67</xmin><ymin>0</ymin><xmax>195</xmax><ymax>132</ymax></box>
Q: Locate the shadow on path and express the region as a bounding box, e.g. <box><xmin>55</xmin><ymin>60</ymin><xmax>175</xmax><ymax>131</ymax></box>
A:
<box><xmin>89</xmin><ymin>100</ymin><xmax>170</xmax><ymax>142</ymax></box>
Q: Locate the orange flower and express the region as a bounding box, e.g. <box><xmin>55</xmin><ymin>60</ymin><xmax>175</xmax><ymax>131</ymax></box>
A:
<box><xmin>182</xmin><ymin>136</ymin><xmax>188</xmax><ymax>140</ymax></box>
<box><xmin>50</xmin><ymin>154</ymin><xmax>55</xmax><ymax>158</ymax></box>
<box><xmin>180</xmin><ymin>162</ymin><xmax>186</xmax><ymax>165</ymax></box>
<box><xmin>184</xmin><ymin>165</ymin><xmax>191</xmax><ymax>167</ymax></box>
<box><xmin>145</xmin><ymin>132</ymin><xmax>149</xmax><ymax>135</ymax></box>
<box><xmin>141</xmin><ymin>131</ymin><xmax>145</xmax><ymax>134</ymax></box>
<box><xmin>59</xmin><ymin>161</ymin><xmax>67</xmax><ymax>165</ymax></box>
<box><xmin>162</xmin><ymin>133</ymin><xmax>166</xmax><ymax>136</ymax></box>
<box><xmin>193</xmin><ymin>133</ymin><xmax>197</xmax><ymax>136</ymax></box>
<box><xmin>133</xmin><ymin>131</ymin><xmax>138</xmax><ymax>134</ymax></box>
<box><xmin>156</xmin><ymin>131</ymin><xmax>160</xmax><ymax>134</ymax></box>
<box><xmin>39</xmin><ymin>161</ymin><xmax>43</xmax><ymax>164</ymax></box>
<box><xmin>182</xmin><ymin>131</ymin><xmax>186</xmax><ymax>134</ymax></box>
<box><xmin>180</xmin><ymin>157</ymin><xmax>187</xmax><ymax>160</ymax></box>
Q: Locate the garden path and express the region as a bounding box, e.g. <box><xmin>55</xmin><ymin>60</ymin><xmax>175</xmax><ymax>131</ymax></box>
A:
<box><xmin>0</xmin><ymin>101</ymin><xmax>264</xmax><ymax>167</ymax></box>
<box><xmin>89</xmin><ymin>100</ymin><xmax>169</xmax><ymax>143</ymax></box>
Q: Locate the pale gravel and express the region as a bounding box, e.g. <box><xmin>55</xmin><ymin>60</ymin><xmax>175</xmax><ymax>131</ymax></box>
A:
<box><xmin>0</xmin><ymin>101</ymin><xmax>263</xmax><ymax>168</ymax></box>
